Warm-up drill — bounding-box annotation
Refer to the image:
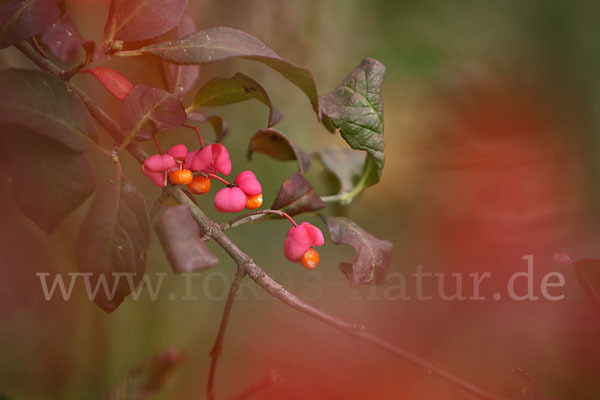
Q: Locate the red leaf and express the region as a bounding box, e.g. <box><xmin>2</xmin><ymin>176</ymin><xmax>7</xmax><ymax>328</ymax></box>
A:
<box><xmin>271</xmin><ymin>172</ymin><xmax>326</xmax><ymax>216</ymax></box>
<box><xmin>0</xmin><ymin>128</ymin><xmax>96</xmax><ymax>234</ymax></box>
<box><xmin>321</xmin><ymin>215</ymin><xmax>393</xmax><ymax>287</ymax></box>
<box><xmin>0</xmin><ymin>0</ymin><xmax>62</xmax><ymax>49</ymax></box>
<box><xmin>155</xmin><ymin>204</ymin><xmax>218</xmax><ymax>273</ymax></box>
<box><xmin>134</xmin><ymin>27</ymin><xmax>320</xmax><ymax>119</ymax></box>
<box><xmin>75</xmin><ymin>176</ymin><xmax>150</xmax><ymax>313</ymax></box>
<box><xmin>104</xmin><ymin>0</ymin><xmax>188</xmax><ymax>42</ymax></box>
<box><xmin>40</xmin><ymin>15</ymin><xmax>89</xmax><ymax>64</ymax></box>
<box><xmin>162</xmin><ymin>14</ymin><xmax>200</xmax><ymax>97</ymax></box>
<box><xmin>0</xmin><ymin>69</ymin><xmax>97</xmax><ymax>152</ymax></box>
<box><xmin>82</xmin><ymin>67</ymin><xmax>134</xmax><ymax>101</ymax></box>
<box><xmin>120</xmin><ymin>84</ymin><xmax>187</xmax><ymax>145</ymax></box>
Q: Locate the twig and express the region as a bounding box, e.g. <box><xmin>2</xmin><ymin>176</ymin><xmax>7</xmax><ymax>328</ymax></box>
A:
<box><xmin>227</xmin><ymin>369</ymin><xmax>281</xmax><ymax>400</ymax></box>
<box><xmin>221</xmin><ymin>209</ymin><xmax>297</xmax><ymax>230</ymax></box>
<box><xmin>207</xmin><ymin>267</ymin><xmax>246</xmax><ymax>400</ymax></box>
<box><xmin>167</xmin><ymin>187</ymin><xmax>507</xmax><ymax>400</ymax></box>
<box><xmin>16</xmin><ymin>39</ymin><xmax>513</xmax><ymax>400</ymax></box>
<box><xmin>16</xmin><ymin>40</ymin><xmax>86</xmax><ymax>81</ymax></box>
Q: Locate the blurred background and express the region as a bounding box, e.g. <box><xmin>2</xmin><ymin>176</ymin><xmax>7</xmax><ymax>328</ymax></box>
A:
<box><xmin>1</xmin><ymin>0</ymin><xmax>600</xmax><ymax>399</ymax></box>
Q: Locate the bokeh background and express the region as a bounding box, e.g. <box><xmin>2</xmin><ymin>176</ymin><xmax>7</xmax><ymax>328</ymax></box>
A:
<box><xmin>1</xmin><ymin>0</ymin><xmax>600</xmax><ymax>399</ymax></box>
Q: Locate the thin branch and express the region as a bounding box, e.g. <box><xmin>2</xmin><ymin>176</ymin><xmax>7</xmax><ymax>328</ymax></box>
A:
<box><xmin>227</xmin><ymin>369</ymin><xmax>281</xmax><ymax>400</ymax></box>
<box><xmin>220</xmin><ymin>209</ymin><xmax>297</xmax><ymax>231</ymax></box>
<box><xmin>17</xmin><ymin>40</ymin><xmax>513</xmax><ymax>400</ymax></box>
<box><xmin>207</xmin><ymin>267</ymin><xmax>246</xmax><ymax>400</ymax></box>
<box><xmin>167</xmin><ymin>187</ymin><xmax>507</xmax><ymax>400</ymax></box>
<box><xmin>16</xmin><ymin>40</ymin><xmax>85</xmax><ymax>81</ymax></box>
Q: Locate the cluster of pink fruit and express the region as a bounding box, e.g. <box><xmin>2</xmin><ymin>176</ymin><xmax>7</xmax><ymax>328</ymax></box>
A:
<box><xmin>142</xmin><ymin>143</ymin><xmax>263</xmax><ymax>213</ymax></box>
<box><xmin>142</xmin><ymin>142</ymin><xmax>324</xmax><ymax>269</ymax></box>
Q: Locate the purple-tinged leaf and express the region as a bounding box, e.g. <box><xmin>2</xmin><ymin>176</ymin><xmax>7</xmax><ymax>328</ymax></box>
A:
<box><xmin>0</xmin><ymin>0</ymin><xmax>61</xmax><ymax>49</ymax></box>
<box><xmin>0</xmin><ymin>69</ymin><xmax>96</xmax><ymax>151</ymax></box>
<box><xmin>0</xmin><ymin>127</ymin><xmax>96</xmax><ymax>234</ymax></box>
<box><xmin>573</xmin><ymin>259</ymin><xmax>600</xmax><ymax>316</ymax></box>
<box><xmin>187</xmin><ymin>111</ymin><xmax>228</xmax><ymax>143</ymax></box>
<box><xmin>132</xmin><ymin>27</ymin><xmax>320</xmax><ymax>118</ymax></box>
<box><xmin>321</xmin><ymin>215</ymin><xmax>393</xmax><ymax>287</ymax></box>
<box><xmin>320</xmin><ymin>58</ymin><xmax>386</xmax><ymax>186</ymax></box>
<box><xmin>102</xmin><ymin>348</ymin><xmax>185</xmax><ymax>399</ymax></box>
<box><xmin>104</xmin><ymin>0</ymin><xmax>188</xmax><ymax>42</ymax></box>
<box><xmin>271</xmin><ymin>172</ymin><xmax>326</xmax><ymax>216</ymax></box>
<box><xmin>319</xmin><ymin>147</ymin><xmax>366</xmax><ymax>194</ymax></box>
<box><xmin>75</xmin><ymin>176</ymin><xmax>150</xmax><ymax>313</ymax></box>
<box><xmin>120</xmin><ymin>84</ymin><xmax>186</xmax><ymax>145</ymax></box>
<box><xmin>162</xmin><ymin>15</ymin><xmax>200</xmax><ymax>97</ymax></box>
<box><xmin>247</xmin><ymin>128</ymin><xmax>310</xmax><ymax>173</ymax></box>
<box><xmin>155</xmin><ymin>204</ymin><xmax>218</xmax><ymax>273</ymax></box>
<box><xmin>40</xmin><ymin>15</ymin><xmax>89</xmax><ymax>64</ymax></box>
<box><xmin>191</xmin><ymin>73</ymin><xmax>283</xmax><ymax>128</ymax></box>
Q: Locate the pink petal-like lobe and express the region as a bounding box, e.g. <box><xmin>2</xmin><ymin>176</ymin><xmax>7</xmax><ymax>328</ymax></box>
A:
<box><xmin>191</xmin><ymin>146</ymin><xmax>212</xmax><ymax>171</ymax></box>
<box><xmin>184</xmin><ymin>149</ymin><xmax>199</xmax><ymax>170</ymax></box>
<box><xmin>214</xmin><ymin>187</ymin><xmax>246</xmax><ymax>213</ymax></box>
<box><xmin>142</xmin><ymin>166</ymin><xmax>167</xmax><ymax>187</ymax></box>
<box><xmin>211</xmin><ymin>144</ymin><xmax>231</xmax><ymax>175</ymax></box>
<box><xmin>234</xmin><ymin>170</ymin><xmax>262</xmax><ymax>196</ymax></box>
<box><xmin>283</xmin><ymin>223</ymin><xmax>324</xmax><ymax>262</ymax></box>
<box><xmin>143</xmin><ymin>154</ymin><xmax>176</xmax><ymax>171</ymax></box>
<box><xmin>168</xmin><ymin>144</ymin><xmax>187</xmax><ymax>161</ymax></box>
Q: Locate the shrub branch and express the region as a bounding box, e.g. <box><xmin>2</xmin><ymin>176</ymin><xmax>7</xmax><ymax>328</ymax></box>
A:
<box><xmin>16</xmin><ymin>39</ymin><xmax>513</xmax><ymax>400</ymax></box>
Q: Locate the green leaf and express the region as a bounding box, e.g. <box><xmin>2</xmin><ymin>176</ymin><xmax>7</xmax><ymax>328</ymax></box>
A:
<box><xmin>0</xmin><ymin>69</ymin><xmax>97</xmax><ymax>151</ymax></box>
<box><xmin>573</xmin><ymin>259</ymin><xmax>600</xmax><ymax>316</ymax></box>
<box><xmin>247</xmin><ymin>128</ymin><xmax>311</xmax><ymax>173</ymax></box>
<box><xmin>0</xmin><ymin>0</ymin><xmax>61</xmax><ymax>49</ymax></box>
<box><xmin>271</xmin><ymin>172</ymin><xmax>326</xmax><ymax>216</ymax></box>
<box><xmin>319</xmin><ymin>147</ymin><xmax>366</xmax><ymax>195</ymax></box>
<box><xmin>0</xmin><ymin>127</ymin><xmax>96</xmax><ymax>234</ymax></box>
<box><xmin>319</xmin><ymin>58</ymin><xmax>386</xmax><ymax>187</ymax></box>
<box><xmin>127</xmin><ymin>27</ymin><xmax>320</xmax><ymax>119</ymax></box>
<box><xmin>321</xmin><ymin>215</ymin><xmax>392</xmax><ymax>287</ymax></box>
<box><xmin>191</xmin><ymin>73</ymin><xmax>283</xmax><ymax>128</ymax></box>
<box><xmin>155</xmin><ymin>205</ymin><xmax>218</xmax><ymax>273</ymax></box>
<box><xmin>75</xmin><ymin>176</ymin><xmax>150</xmax><ymax>313</ymax></box>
